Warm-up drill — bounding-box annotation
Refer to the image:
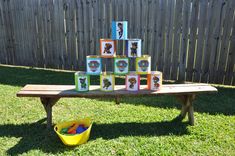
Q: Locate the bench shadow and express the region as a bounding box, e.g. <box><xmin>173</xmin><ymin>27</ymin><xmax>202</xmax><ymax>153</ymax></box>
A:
<box><xmin>90</xmin><ymin>120</ymin><xmax>189</xmax><ymax>140</ymax></box>
<box><xmin>95</xmin><ymin>86</ymin><xmax>235</xmax><ymax>116</ymax></box>
<box><xmin>0</xmin><ymin>118</ymin><xmax>189</xmax><ymax>155</ymax></box>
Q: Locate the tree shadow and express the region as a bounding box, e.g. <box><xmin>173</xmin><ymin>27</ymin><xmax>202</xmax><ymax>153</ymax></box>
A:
<box><xmin>0</xmin><ymin>118</ymin><xmax>71</xmax><ymax>155</ymax></box>
<box><xmin>0</xmin><ymin>65</ymin><xmax>75</xmax><ymax>87</ymax></box>
<box><xmin>0</xmin><ymin>118</ymin><xmax>189</xmax><ymax>155</ymax></box>
<box><xmin>0</xmin><ymin>65</ymin><xmax>127</xmax><ymax>86</ymax></box>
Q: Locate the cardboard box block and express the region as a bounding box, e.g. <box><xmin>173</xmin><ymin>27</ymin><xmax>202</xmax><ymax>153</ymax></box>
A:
<box><xmin>125</xmin><ymin>39</ymin><xmax>141</xmax><ymax>58</ymax></box>
<box><xmin>74</xmin><ymin>71</ymin><xmax>90</xmax><ymax>92</ymax></box>
<box><xmin>147</xmin><ymin>71</ymin><xmax>162</xmax><ymax>91</ymax></box>
<box><xmin>112</xmin><ymin>21</ymin><xmax>128</xmax><ymax>40</ymax></box>
<box><xmin>136</xmin><ymin>55</ymin><xmax>151</xmax><ymax>75</ymax></box>
<box><xmin>125</xmin><ymin>71</ymin><xmax>140</xmax><ymax>91</ymax></box>
<box><xmin>100</xmin><ymin>72</ymin><xmax>115</xmax><ymax>92</ymax></box>
<box><xmin>86</xmin><ymin>55</ymin><xmax>102</xmax><ymax>75</ymax></box>
<box><xmin>114</xmin><ymin>55</ymin><xmax>129</xmax><ymax>75</ymax></box>
<box><xmin>100</xmin><ymin>39</ymin><xmax>116</xmax><ymax>58</ymax></box>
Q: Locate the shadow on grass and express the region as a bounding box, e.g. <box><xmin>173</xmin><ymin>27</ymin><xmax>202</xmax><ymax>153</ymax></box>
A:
<box><xmin>0</xmin><ymin>65</ymin><xmax>125</xmax><ymax>86</ymax></box>
<box><xmin>0</xmin><ymin>118</ymin><xmax>189</xmax><ymax>155</ymax></box>
<box><xmin>1</xmin><ymin>65</ymin><xmax>234</xmax><ymax>115</ymax></box>
<box><xmin>90</xmin><ymin>120</ymin><xmax>189</xmax><ymax>140</ymax></box>
<box><xmin>95</xmin><ymin>86</ymin><xmax>235</xmax><ymax>116</ymax></box>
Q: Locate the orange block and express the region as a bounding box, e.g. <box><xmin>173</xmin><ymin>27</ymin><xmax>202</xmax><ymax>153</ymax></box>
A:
<box><xmin>100</xmin><ymin>39</ymin><xmax>116</xmax><ymax>58</ymax></box>
<box><xmin>147</xmin><ymin>71</ymin><xmax>162</xmax><ymax>91</ymax></box>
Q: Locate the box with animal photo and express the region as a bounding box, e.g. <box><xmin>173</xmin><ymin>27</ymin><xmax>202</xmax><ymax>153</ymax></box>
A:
<box><xmin>147</xmin><ymin>71</ymin><xmax>162</xmax><ymax>91</ymax></box>
<box><xmin>125</xmin><ymin>71</ymin><xmax>140</xmax><ymax>91</ymax></box>
<box><xmin>100</xmin><ymin>72</ymin><xmax>115</xmax><ymax>92</ymax></box>
<box><xmin>136</xmin><ymin>55</ymin><xmax>151</xmax><ymax>74</ymax></box>
<box><xmin>125</xmin><ymin>39</ymin><xmax>141</xmax><ymax>57</ymax></box>
<box><xmin>74</xmin><ymin>71</ymin><xmax>90</xmax><ymax>92</ymax></box>
<box><xmin>112</xmin><ymin>21</ymin><xmax>128</xmax><ymax>40</ymax></box>
<box><xmin>114</xmin><ymin>55</ymin><xmax>129</xmax><ymax>75</ymax></box>
<box><xmin>86</xmin><ymin>55</ymin><xmax>102</xmax><ymax>75</ymax></box>
<box><xmin>100</xmin><ymin>39</ymin><xmax>116</xmax><ymax>58</ymax></box>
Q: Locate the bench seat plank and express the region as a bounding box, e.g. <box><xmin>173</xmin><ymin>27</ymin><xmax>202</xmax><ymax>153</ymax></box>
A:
<box><xmin>17</xmin><ymin>84</ymin><xmax>217</xmax><ymax>98</ymax></box>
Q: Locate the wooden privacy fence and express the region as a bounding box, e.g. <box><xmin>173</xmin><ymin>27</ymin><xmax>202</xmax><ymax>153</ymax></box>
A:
<box><xmin>0</xmin><ymin>0</ymin><xmax>234</xmax><ymax>85</ymax></box>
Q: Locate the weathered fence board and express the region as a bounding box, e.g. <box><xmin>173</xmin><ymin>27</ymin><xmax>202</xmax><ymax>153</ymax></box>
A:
<box><xmin>155</xmin><ymin>0</ymin><xmax>163</xmax><ymax>71</ymax></box>
<box><xmin>224</xmin><ymin>8</ymin><xmax>235</xmax><ymax>85</ymax></box>
<box><xmin>186</xmin><ymin>0</ymin><xmax>199</xmax><ymax>81</ymax></box>
<box><xmin>171</xmin><ymin>0</ymin><xmax>183</xmax><ymax>80</ymax></box>
<box><xmin>163</xmin><ymin>0</ymin><xmax>175</xmax><ymax>80</ymax></box>
<box><xmin>0</xmin><ymin>0</ymin><xmax>234</xmax><ymax>85</ymax></box>
<box><xmin>208</xmin><ymin>0</ymin><xmax>225</xmax><ymax>83</ymax></box>
<box><xmin>35</xmin><ymin>0</ymin><xmax>44</xmax><ymax>67</ymax></box>
<box><xmin>201</xmin><ymin>0</ymin><xmax>214</xmax><ymax>83</ymax></box>
<box><xmin>215</xmin><ymin>0</ymin><xmax>234</xmax><ymax>84</ymax></box>
<box><xmin>193</xmin><ymin>0</ymin><xmax>208</xmax><ymax>82</ymax></box>
<box><xmin>0</xmin><ymin>0</ymin><xmax>7</xmax><ymax>64</ymax></box>
<box><xmin>179</xmin><ymin>0</ymin><xmax>190</xmax><ymax>82</ymax></box>
<box><xmin>147</xmin><ymin>0</ymin><xmax>155</xmax><ymax>69</ymax></box>
<box><xmin>76</xmin><ymin>0</ymin><xmax>84</xmax><ymax>69</ymax></box>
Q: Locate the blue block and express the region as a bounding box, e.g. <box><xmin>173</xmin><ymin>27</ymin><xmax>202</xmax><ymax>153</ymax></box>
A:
<box><xmin>76</xmin><ymin>126</ymin><xmax>85</xmax><ymax>134</ymax></box>
<box><xmin>112</xmin><ymin>21</ymin><xmax>128</xmax><ymax>40</ymax></box>
<box><xmin>125</xmin><ymin>39</ymin><xmax>142</xmax><ymax>57</ymax></box>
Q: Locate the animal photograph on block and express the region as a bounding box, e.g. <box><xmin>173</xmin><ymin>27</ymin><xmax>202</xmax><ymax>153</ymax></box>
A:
<box><xmin>126</xmin><ymin>39</ymin><xmax>141</xmax><ymax>57</ymax></box>
<box><xmin>100</xmin><ymin>72</ymin><xmax>115</xmax><ymax>92</ymax></box>
<box><xmin>74</xmin><ymin>71</ymin><xmax>90</xmax><ymax>92</ymax></box>
<box><xmin>100</xmin><ymin>39</ymin><xmax>116</xmax><ymax>58</ymax></box>
<box><xmin>114</xmin><ymin>55</ymin><xmax>129</xmax><ymax>75</ymax></box>
<box><xmin>125</xmin><ymin>72</ymin><xmax>140</xmax><ymax>91</ymax></box>
<box><xmin>112</xmin><ymin>21</ymin><xmax>128</xmax><ymax>40</ymax></box>
<box><xmin>147</xmin><ymin>71</ymin><xmax>162</xmax><ymax>91</ymax></box>
<box><xmin>86</xmin><ymin>55</ymin><xmax>102</xmax><ymax>75</ymax></box>
<box><xmin>136</xmin><ymin>55</ymin><xmax>151</xmax><ymax>74</ymax></box>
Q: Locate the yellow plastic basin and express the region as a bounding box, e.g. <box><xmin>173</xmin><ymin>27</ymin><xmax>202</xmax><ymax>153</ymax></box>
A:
<box><xmin>54</xmin><ymin>118</ymin><xmax>92</xmax><ymax>146</ymax></box>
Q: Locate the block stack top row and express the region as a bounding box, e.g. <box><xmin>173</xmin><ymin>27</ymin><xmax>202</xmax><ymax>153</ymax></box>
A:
<box><xmin>96</xmin><ymin>21</ymin><xmax>141</xmax><ymax>58</ymax></box>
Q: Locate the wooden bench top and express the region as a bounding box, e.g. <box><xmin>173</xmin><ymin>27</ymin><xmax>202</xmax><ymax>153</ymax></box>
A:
<box><xmin>17</xmin><ymin>84</ymin><xmax>217</xmax><ymax>98</ymax></box>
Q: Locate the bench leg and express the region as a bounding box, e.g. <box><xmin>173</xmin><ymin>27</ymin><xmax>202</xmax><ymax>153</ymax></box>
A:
<box><xmin>40</xmin><ymin>97</ymin><xmax>59</xmax><ymax>129</ymax></box>
<box><xmin>175</xmin><ymin>94</ymin><xmax>195</xmax><ymax>125</ymax></box>
<box><xmin>115</xmin><ymin>96</ymin><xmax>120</xmax><ymax>105</ymax></box>
<box><xmin>188</xmin><ymin>103</ymin><xmax>194</xmax><ymax>126</ymax></box>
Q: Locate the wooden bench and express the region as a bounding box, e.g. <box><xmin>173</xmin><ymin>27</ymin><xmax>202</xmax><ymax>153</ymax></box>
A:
<box><xmin>16</xmin><ymin>84</ymin><xmax>217</xmax><ymax>128</ymax></box>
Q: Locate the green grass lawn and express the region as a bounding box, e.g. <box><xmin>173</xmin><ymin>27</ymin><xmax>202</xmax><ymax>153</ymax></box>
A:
<box><xmin>0</xmin><ymin>65</ymin><xmax>234</xmax><ymax>156</ymax></box>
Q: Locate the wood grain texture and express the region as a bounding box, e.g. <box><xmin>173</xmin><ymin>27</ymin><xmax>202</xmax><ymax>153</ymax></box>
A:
<box><xmin>156</xmin><ymin>0</ymin><xmax>165</xmax><ymax>72</ymax></box>
<box><xmin>194</xmin><ymin>0</ymin><xmax>208</xmax><ymax>82</ymax></box>
<box><xmin>208</xmin><ymin>0</ymin><xmax>225</xmax><ymax>83</ymax></box>
<box><xmin>179</xmin><ymin>0</ymin><xmax>190</xmax><ymax>82</ymax></box>
<box><xmin>171</xmin><ymin>0</ymin><xmax>183</xmax><ymax>80</ymax></box>
<box><xmin>224</xmin><ymin>3</ymin><xmax>235</xmax><ymax>85</ymax></box>
<box><xmin>17</xmin><ymin>84</ymin><xmax>217</xmax><ymax>98</ymax></box>
<box><xmin>215</xmin><ymin>0</ymin><xmax>235</xmax><ymax>84</ymax></box>
<box><xmin>0</xmin><ymin>0</ymin><xmax>7</xmax><ymax>64</ymax></box>
<box><xmin>186</xmin><ymin>0</ymin><xmax>199</xmax><ymax>81</ymax></box>
<box><xmin>163</xmin><ymin>0</ymin><xmax>175</xmax><ymax>80</ymax></box>
<box><xmin>201</xmin><ymin>0</ymin><xmax>215</xmax><ymax>83</ymax></box>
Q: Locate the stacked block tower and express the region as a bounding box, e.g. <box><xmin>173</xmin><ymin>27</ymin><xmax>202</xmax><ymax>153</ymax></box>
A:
<box><xmin>75</xmin><ymin>21</ymin><xmax>162</xmax><ymax>92</ymax></box>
